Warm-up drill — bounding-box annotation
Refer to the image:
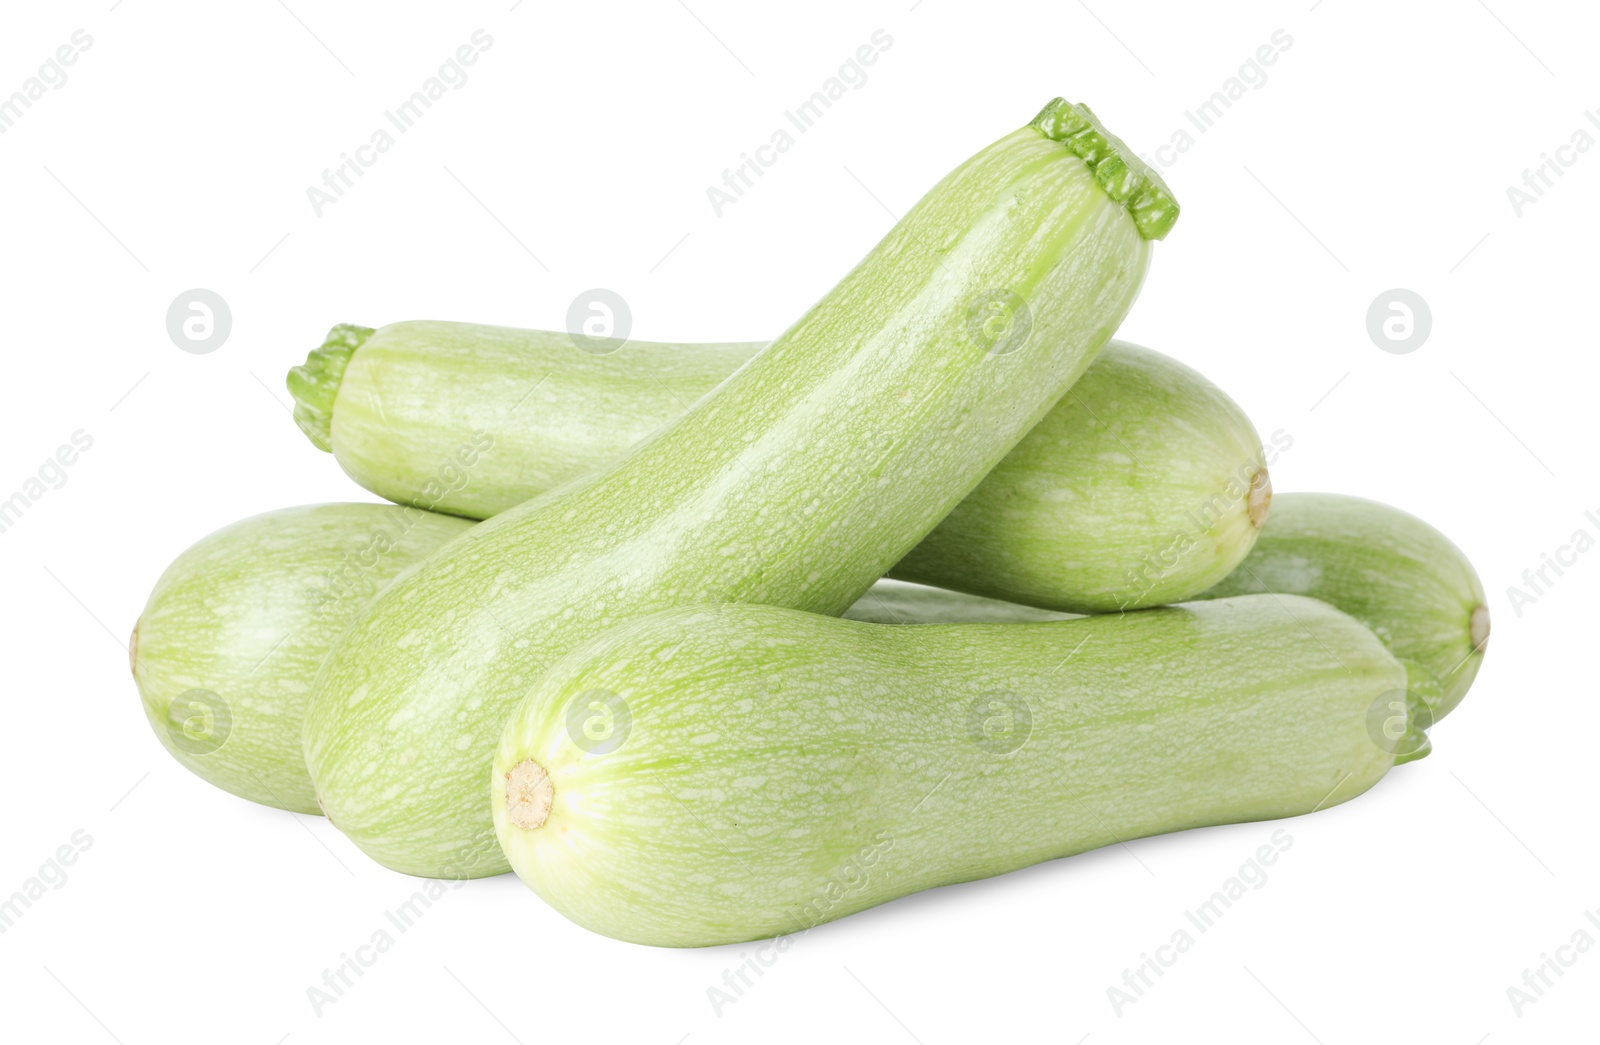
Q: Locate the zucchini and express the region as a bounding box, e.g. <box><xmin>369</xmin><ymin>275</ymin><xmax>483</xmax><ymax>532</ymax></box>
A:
<box><xmin>130</xmin><ymin>504</ymin><xmax>471</xmax><ymax>813</ymax></box>
<box><xmin>304</xmin><ymin>98</ymin><xmax>1178</xmax><ymax>877</ymax></box>
<box><xmin>493</xmin><ymin>596</ymin><xmax>1409</xmax><ymax>946</ymax></box>
<box><xmin>137</xmin><ymin>493</ymin><xmax>1477</xmax><ymax>820</ymax></box>
<box><xmin>129</xmin><ymin>504</ymin><xmax>1064</xmax><ymax>813</ymax></box>
<box><xmin>1194</xmin><ymin>492</ymin><xmax>1488</xmax><ymax>721</ymax></box>
<box><xmin>288</xmin><ymin>322</ymin><xmax>758</xmax><ymax>518</ymax></box>
<box><xmin>890</xmin><ymin>341</ymin><xmax>1271</xmax><ymax>610</ymax></box>
<box><xmin>292</xmin><ymin>332</ymin><xmax>1267</xmax><ymax>613</ymax></box>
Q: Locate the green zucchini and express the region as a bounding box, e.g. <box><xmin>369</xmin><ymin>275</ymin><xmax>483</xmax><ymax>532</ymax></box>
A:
<box><xmin>493</xmin><ymin>595</ymin><xmax>1409</xmax><ymax>947</ymax></box>
<box><xmin>288</xmin><ymin>322</ymin><xmax>758</xmax><ymax>518</ymax></box>
<box><xmin>130</xmin><ymin>504</ymin><xmax>1073</xmax><ymax>816</ymax></box>
<box><xmin>304</xmin><ymin>98</ymin><xmax>1178</xmax><ymax>877</ymax></box>
<box><xmin>1194</xmin><ymin>492</ymin><xmax>1488</xmax><ymax>721</ymax></box>
<box><xmin>130</xmin><ymin>504</ymin><xmax>471</xmax><ymax>814</ymax></box>
<box><xmin>134</xmin><ymin>491</ymin><xmax>1481</xmax><ymax>819</ymax></box>
<box><xmin>890</xmin><ymin>340</ymin><xmax>1272</xmax><ymax>610</ymax></box>
<box><xmin>293</xmin><ymin>331</ymin><xmax>1268</xmax><ymax>613</ymax></box>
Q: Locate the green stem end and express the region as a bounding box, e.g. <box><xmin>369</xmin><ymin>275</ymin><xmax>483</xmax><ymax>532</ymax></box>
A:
<box><xmin>286</xmin><ymin>324</ymin><xmax>374</xmax><ymax>452</ymax></box>
<box><xmin>1031</xmin><ymin>98</ymin><xmax>1179</xmax><ymax>241</ymax></box>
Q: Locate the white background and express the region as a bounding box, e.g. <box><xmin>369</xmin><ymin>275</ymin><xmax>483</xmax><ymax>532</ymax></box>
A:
<box><xmin>1</xmin><ymin>0</ymin><xmax>1594</xmax><ymax>1041</ymax></box>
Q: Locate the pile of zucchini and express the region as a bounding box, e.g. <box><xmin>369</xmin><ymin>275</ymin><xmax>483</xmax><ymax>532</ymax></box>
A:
<box><xmin>131</xmin><ymin>99</ymin><xmax>1487</xmax><ymax>947</ymax></box>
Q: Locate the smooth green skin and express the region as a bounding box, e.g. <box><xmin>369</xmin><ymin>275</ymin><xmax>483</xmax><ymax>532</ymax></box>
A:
<box><xmin>129</xmin><ymin>502</ymin><xmax>1065</xmax><ymax>815</ymax></box>
<box><xmin>893</xmin><ymin>341</ymin><xmax>1266</xmax><ymax>610</ymax></box>
<box><xmin>304</xmin><ymin>108</ymin><xmax>1162</xmax><ymax>877</ymax></box>
<box><xmin>131</xmin><ymin>504</ymin><xmax>472</xmax><ymax>814</ymax></box>
<box><xmin>1194</xmin><ymin>492</ymin><xmax>1488</xmax><ymax>721</ymax></box>
<box><xmin>494</xmin><ymin>596</ymin><xmax>1406</xmax><ymax>947</ymax></box>
<box><xmin>295</xmin><ymin>331</ymin><xmax>1265</xmax><ymax>614</ymax></box>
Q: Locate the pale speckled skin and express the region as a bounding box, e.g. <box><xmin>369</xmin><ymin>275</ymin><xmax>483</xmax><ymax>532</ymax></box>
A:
<box><xmin>314</xmin><ymin>332</ymin><xmax>1263</xmax><ymax>614</ymax></box>
<box><xmin>1195</xmin><ymin>492</ymin><xmax>1488</xmax><ymax>721</ymax></box>
<box><xmin>330</xmin><ymin>325</ymin><xmax>759</xmax><ymax>519</ymax></box>
<box><xmin>893</xmin><ymin>341</ymin><xmax>1264</xmax><ymax>611</ymax></box>
<box><xmin>134</xmin><ymin>501</ymin><xmax>1075</xmax><ymax>817</ymax></box>
<box><xmin>304</xmin><ymin>120</ymin><xmax>1157</xmax><ymax>877</ymax></box>
<box><xmin>132</xmin><ymin>504</ymin><xmax>471</xmax><ymax>813</ymax></box>
<box><xmin>493</xmin><ymin>596</ymin><xmax>1405</xmax><ymax>947</ymax></box>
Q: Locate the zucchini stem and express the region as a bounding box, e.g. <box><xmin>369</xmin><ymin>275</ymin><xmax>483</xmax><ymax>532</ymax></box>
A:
<box><xmin>1469</xmin><ymin>604</ymin><xmax>1491</xmax><ymax>651</ymax></box>
<box><xmin>1248</xmin><ymin>468</ymin><xmax>1272</xmax><ymax>529</ymax></box>
<box><xmin>286</xmin><ymin>324</ymin><xmax>375</xmax><ymax>452</ymax></box>
<box><xmin>506</xmin><ymin>759</ymin><xmax>554</xmax><ymax>831</ymax></box>
<box><xmin>1030</xmin><ymin>98</ymin><xmax>1179</xmax><ymax>240</ymax></box>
